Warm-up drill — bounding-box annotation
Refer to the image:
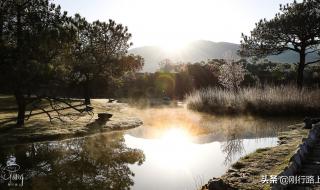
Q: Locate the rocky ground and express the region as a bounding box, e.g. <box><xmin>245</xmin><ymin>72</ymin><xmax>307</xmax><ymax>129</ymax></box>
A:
<box><xmin>202</xmin><ymin>124</ymin><xmax>309</xmax><ymax>190</ymax></box>
<box><xmin>0</xmin><ymin>99</ymin><xmax>143</xmax><ymax>146</ymax></box>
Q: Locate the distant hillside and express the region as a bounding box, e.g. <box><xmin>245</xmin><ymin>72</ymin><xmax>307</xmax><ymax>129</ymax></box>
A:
<box><xmin>129</xmin><ymin>40</ymin><xmax>319</xmax><ymax>72</ymax></box>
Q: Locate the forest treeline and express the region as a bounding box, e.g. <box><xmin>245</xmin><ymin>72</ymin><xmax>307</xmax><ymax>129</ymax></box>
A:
<box><xmin>1</xmin><ymin>0</ymin><xmax>320</xmax><ymax>126</ymax></box>
<box><xmin>115</xmin><ymin>59</ymin><xmax>320</xmax><ymax>99</ymax></box>
<box><xmin>119</xmin><ymin>0</ymin><xmax>320</xmax><ymax>100</ymax></box>
<box><xmin>0</xmin><ymin>0</ymin><xmax>144</xmax><ymax>126</ymax></box>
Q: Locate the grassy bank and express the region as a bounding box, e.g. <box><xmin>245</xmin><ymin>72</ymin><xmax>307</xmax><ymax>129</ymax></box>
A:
<box><xmin>186</xmin><ymin>86</ymin><xmax>320</xmax><ymax>116</ymax></box>
<box><xmin>202</xmin><ymin>123</ymin><xmax>308</xmax><ymax>190</ymax></box>
<box><xmin>0</xmin><ymin>97</ymin><xmax>142</xmax><ymax>146</ymax></box>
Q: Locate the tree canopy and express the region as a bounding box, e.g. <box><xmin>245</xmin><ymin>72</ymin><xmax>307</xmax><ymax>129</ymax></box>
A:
<box><xmin>0</xmin><ymin>0</ymin><xmax>74</xmax><ymax>126</ymax></box>
<box><xmin>68</xmin><ymin>15</ymin><xmax>143</xmax><ymax>104</ymax></box>
<box><xmin>239</xmin><ymin>0</ymin><xmax>320</xmax><ymax>88</ymax></box>
<box><xmin>0</xmin><ymin>0</ymin><xmax>143</xmax><ymax>127</ymax></box>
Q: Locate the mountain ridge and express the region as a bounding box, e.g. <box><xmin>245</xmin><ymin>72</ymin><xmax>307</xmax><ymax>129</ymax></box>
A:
<box><xmin>129</xmin><ymin>40</ymin><xmax>319</xmax><ymax>72</ymax></box>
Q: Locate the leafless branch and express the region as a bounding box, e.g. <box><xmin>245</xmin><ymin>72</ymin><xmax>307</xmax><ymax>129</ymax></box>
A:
<box><xmin>306</xmin><ymin>59</ymin><xmax>320</xmax><ymax>65</ymax></box>
<box><xmin>305</xmin><ymin>49</ymin><xmax>319</xmax><ymax>55</ymax></box>
<box><xmin>24</xmin><ymin>96</ymin><xmax>94</xmax><ymax>123</ymax></box>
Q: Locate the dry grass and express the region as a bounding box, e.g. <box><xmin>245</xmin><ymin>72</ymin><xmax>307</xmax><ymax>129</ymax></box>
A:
<box><xmin>0</xmin><ymin>97</ymin><xmax>142</xmax><ymax>146</ymax></box>
<box><xmin>186</xmin><ymin>86</ymin><xmax>320</xmax><ymax>116</ymax></box>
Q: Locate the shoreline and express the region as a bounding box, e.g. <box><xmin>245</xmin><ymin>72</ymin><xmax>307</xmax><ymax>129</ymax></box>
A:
<box><xmin>202</xmin><ymin>123</ymin><xmax>309</xmax><ymax>190</ymax></box>
<box><xmin>0</xmin><ymin>100</ymin><xmax>143</xmax><ymax>147</ymax></box>
<box><xmin>0</xmin><ymin>119</ymin><xmax>142</xmax><ymax>147</ymax></box>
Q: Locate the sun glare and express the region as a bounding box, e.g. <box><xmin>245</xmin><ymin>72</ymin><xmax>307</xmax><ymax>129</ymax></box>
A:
<box><xmin>152</xmin><ymin>127</ymin><xmax>194</xmax><ymax>168</ymax></box>
<box><xmin>159</xmin><ymin>40</ymin><xmax>187</xmax><ymax>53</ymax></box>
<box><xmin>160</xmin><ymin>127</ymin><xmax>191</xmax><ymax>144</ymax></box>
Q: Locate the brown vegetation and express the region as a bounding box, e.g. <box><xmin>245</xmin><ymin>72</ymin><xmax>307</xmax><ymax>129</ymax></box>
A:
<box><xmin>186</xmin><ymin>86</ymin><xmax>320</xmax><ymax>116</ymax></box>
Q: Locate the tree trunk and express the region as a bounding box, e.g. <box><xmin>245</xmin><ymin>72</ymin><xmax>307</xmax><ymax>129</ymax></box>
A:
<box><xmin>14</xmin><ymin>91</ymin><xmax>26</xmax><ymax>127</ymax></box>
<box><xmin>83</xmin><ymin>80</ymin><xmax>91</xmax><ymax>105</ymax></box>
<box><xmin>297</xmin><ymin>50</ymin><xmax>306</xmax><ymax>89</ymax></box>
<box><xmin>0</xmin><ymin>13</ymin><xmax>4</xmax><ymax>45</ymax></box>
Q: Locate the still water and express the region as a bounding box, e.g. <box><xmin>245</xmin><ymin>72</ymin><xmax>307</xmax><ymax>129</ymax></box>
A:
<box><xmin>0</xmin><ymin>106</ymin><xmax>300</xmax><ymax>190</ymax></box>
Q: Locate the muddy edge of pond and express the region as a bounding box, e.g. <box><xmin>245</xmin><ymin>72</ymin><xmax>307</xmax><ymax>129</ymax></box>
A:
<box><xmin>201</xmin><ymin>123</ymin><xmax>309</xmax><ymax>190</ymax></box>
<box><xmin>0</xmin><ymin>101</ymin><xmax>143</xmax><ymax>147</ymax></box>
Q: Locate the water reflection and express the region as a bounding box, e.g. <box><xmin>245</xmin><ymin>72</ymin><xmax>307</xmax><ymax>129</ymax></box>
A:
<box><xmin>125</xmin><ymin>107</ymin><xmax>299</xmax><ymax>141</ymax></box>
<box><xmin>0</xmin><ymin>133</ymin><xmax>145</xmax><ymax>190</ymax></box>
<box><xmin>125</xmin><ymin>129</ymin><xmax>278</xmax><ymax>190</ymax></box>
<box><xmin>221</xmin><ymin>138</ymin><xmax>244</xmax><ymax>165</ymax></box>
<box><xmin>0</xmin><ymin>106</ymin><xmax>301</xmax><ymax>190</ymax></box>
<box><xmin>122</xmin><ymin>107</ymin><xmax>300</xmax><ymax>190</ymax></box>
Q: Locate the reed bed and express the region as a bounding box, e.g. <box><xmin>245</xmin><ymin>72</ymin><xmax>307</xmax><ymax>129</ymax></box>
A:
<box><xmin>186</xmin><ymin>86</ymin><xmax>320</xmax><ymax>116</ymax></box>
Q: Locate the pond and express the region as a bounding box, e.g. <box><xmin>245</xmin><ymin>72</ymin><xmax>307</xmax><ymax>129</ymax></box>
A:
<box><xmin>0</xmin><ymin>106</ymin><xmax>301</xmax><ymax>190</ymax></box>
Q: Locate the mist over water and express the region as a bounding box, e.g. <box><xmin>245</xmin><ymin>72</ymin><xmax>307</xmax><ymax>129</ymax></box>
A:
<box><xmin>0</xmin><ymin>104</ymin><xmax>300</xmax><ymax>190</ymax></box>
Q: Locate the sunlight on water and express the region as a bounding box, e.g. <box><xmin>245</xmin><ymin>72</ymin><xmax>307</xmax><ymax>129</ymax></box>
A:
<box><xmin>151</xmin><ymin>127</ymin><xmax>194</xmax><ymax>169</ymax></box>
<box><xmin>125</xmin><ymin>131</ymin><xmax>278</xmax><ymax>190</ymax></box>
<box><xmin>126</xmin><ymin>127</ymin><xmax>195</xmax><ymax>170</ymax></box>
<box><xmin>160</xmin><ymin>127</ymin><xmax>191</xmax><ymax>145</ymax></box>
<box><xmin>121</xmin><ymin>106</ymin><xmax>299</xmax><ymax>190</ymax></box>
<box><xmin>0</xmin><ymin>105</ymin><xmax>300</xmax><ymax>190</ymax></box>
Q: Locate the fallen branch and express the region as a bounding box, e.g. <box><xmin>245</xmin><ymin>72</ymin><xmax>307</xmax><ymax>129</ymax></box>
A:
<box><xmin>24</xmin><ymin>96</ymin><xmax>94</xmax><ymax>123</ymax></box>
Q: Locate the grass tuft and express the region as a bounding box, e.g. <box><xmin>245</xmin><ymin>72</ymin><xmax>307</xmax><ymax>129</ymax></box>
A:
<box><xmin>186</xmin><ymin>86</ymin><xmax>320</xmax><ymax>116</ymax></box>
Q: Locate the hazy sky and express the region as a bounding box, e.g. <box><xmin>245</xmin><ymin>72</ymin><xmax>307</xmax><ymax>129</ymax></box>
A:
<box><xmin>55</xmin><ymin>0</ymin><xmax>295</xmax><ymax>48</ymax></box>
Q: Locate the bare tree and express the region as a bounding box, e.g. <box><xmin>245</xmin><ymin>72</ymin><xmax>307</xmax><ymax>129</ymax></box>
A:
<box><xmin>218</xmin><ymin>60</ymin><xmax>245</xmax><ymax>91</ymax></box>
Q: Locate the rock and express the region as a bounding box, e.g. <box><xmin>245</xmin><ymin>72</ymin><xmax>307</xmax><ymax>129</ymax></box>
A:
<box><xmin>230</xmin><ymin>173</ymin><xmax>241</xmax><ymax>177</ymax></box>
<box><xmin>240</xmin><ymin>177</ymin><xmax>247</xmax><ymax>183</ymax></box>
<box><xmin>208</xmin><ymin>178</ymin><xmax>236</xmax><ymax>190</ymax></box>
<box><xmin>227</xmin><ymin>168</ymin><xmax>238</xmax><ymax>173</ymax></box>
<box><xmin>304</xmin><ymin>117</ymin><xmax>313</xmax><ymax>129</ymax></box>
<box><xmin>200</xmin><ymin>184</ymin><xmax>208</xmax><ymax>190</ymax></box>
<box><xmin>304</xmin><ymin>117</ymin><xmax>320</xmax><ymax>129</ymax></box>
<box><xmin>97</xmin><ymin>113</ymin><xmax>113</xmax><ymax>123</ymax></box>
<box><xmin>108</xmin><ymin>99</ymin><xmax>116</xmax><ymax>103</ymax></box>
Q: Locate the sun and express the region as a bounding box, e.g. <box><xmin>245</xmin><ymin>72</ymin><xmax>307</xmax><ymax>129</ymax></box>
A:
<box><xmin>159</xmin><ymin>39</ymin><xmax>187</xmax><ymax>53</ymax></box>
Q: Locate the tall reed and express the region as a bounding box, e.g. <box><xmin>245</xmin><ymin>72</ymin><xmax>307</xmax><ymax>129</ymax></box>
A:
<box><xmin>186</xmin><ymin>86</ymin><xmax>320</xmax><ymax>116</ymax></box>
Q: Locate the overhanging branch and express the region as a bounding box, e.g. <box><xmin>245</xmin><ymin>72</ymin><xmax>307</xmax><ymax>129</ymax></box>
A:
<box><xmin>305</xmin><ymin>49</ymin><xmax>319</xmax><ymax>55</ymax></box>
<box><xmin>25</xmin><ymin>96</ymin><xmax>94</xmax><ymax>123</ymax></box>
<box><xmin>306</xmin><ymin>59</ymin><xmax>320</xmax><ymax>65</ymax></box>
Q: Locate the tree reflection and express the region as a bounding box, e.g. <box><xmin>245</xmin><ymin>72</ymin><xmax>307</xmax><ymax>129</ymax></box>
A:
<box><xmin>221</xmin><ymin>126</ymin><xmax>245</xmax><ymax>165</ymax></box>
<box><xmin>0</xmin><ymin>132</ymin><xmax>145</xmax><ymax>190</ymax></box>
